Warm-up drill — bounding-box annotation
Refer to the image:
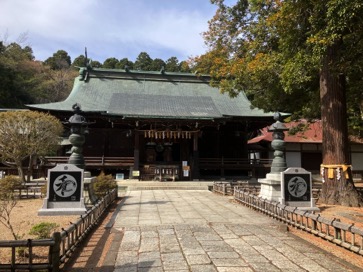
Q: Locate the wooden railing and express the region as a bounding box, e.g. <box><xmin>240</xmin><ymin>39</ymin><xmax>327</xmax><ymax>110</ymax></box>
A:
<box><xmin>233</xmin><ymin>188</ymin><xmax>363</xmax><ymax>256</ymax></box>
<box><xmin>0</xmin><ymin>189</ymin><xmax>117</xmax><ymax>272</ymax></box>
<box><xmin>13</xmin><ymin>182</ymin><xmax>45</xmax><ymax>198</ymax></box>
<box><xmin>213</xmin><ymin>181</ymin><xmax>259</xmax><ymax>196</ymax></box>
<box><xmin>200</xmin><ymin>157</ymin><xmax>272</xmax><ymax>168</ymax></box>
<box><xmin>0</xmin><ymin>157</ymin><xmax>135</xmax><ymax>179</ymax></box>
<box><xmin>200</xmin><ymin>157</ymin><xmax>271</xmax><ymax>178</ymax></box>
<box><xmin>43</xmin><ymin>156</ymin><xmax>134</xmax><ymax>168</ymax></box>
<box><xmin>213</xmin><ymin>181</ymin><xmax>325</xmax><ymax>197</ymax></box>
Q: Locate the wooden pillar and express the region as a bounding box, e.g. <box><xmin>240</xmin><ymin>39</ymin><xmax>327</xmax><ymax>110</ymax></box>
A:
<box><xmin>192</xmin><ymin>132</ymin><xmax>200</xmax><ymax>180</ymax></box>
<box><xmin>219</xmin><ymin>131</ymin><xmax>224</xmax><ymax>178</ymax></box>
<box><xmin>221</xmin><ymin>156</ymin><xmax>225</xmax><ymax>178</ymax></box>
<box><xmin>50</xmin><ymin>232</ymin><xmax>61</xmax><ymax>272</ymax></box>
<box><xmin>133</xmin><ymin>130</ymin><xmax>140</xmax><ymax>178</ymax></box>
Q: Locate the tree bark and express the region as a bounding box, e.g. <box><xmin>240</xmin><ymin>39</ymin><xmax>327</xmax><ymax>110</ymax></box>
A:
<box><xmin>320</xmin><ymin>43</ymin><xmax>363</xmax><ymax>206</ymax></box>
<box><xmin>16</xmin><ymin>162</ymin><xmax>26</xmax><ymax>184</ymax></box>
<box><xmin>27</xmin><ymin>155</ymin><xmax>36</xmax><ymax>182</ymax></box>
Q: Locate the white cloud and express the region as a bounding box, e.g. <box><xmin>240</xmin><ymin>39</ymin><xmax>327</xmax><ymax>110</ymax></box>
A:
<box><xmin>0</xmin><ymin>0</ymin><xmax>216</xmax><ymax>62</ymax></box>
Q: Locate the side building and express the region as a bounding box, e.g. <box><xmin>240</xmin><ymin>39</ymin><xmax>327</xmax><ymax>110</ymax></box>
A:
<box><xmin>28</xmin><ymin>67</ymin><xmax>279</xmax><ymax>181</ymax></box>
<box><xmin>248</xmin><ymin>119</ymin><xmax>363</xmax><ymax>178</ymax></box>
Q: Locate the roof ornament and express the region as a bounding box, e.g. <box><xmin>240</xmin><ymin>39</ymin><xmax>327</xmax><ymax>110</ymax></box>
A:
<box><xmin>84</xmin><ymin>47</ymin><xmax>93</xmax><ymax>69</ymax></box>
<box><xmin>78</xmin><ymin>47</ymin><xmax>91</xmax><ymax>82</ymax></box>
<box><xmin>69</xmin><ymin>103</ymin><xmax>86</xmax><ymax>124</ymax></box>
<box><xmin>84</xmin><ymin>47</ymin><xmax>88</xmax><ymax>68</ymax></box>
<box><xmin>72</xmin><ymin>103</ymin><xmax>82</xmax><ymax>114</ymax></box>
<box><xmin>268</xmin><ymin>112</ymin><xmax>287</xmax><ymax>133</ymax></box>
<box><xmin>79</xmin><ymin>68</ymin><xmax>85</xmax><ymax>80</ymax></box>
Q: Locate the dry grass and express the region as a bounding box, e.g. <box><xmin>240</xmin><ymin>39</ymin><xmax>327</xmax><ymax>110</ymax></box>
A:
<box><xmin>288</xmin><ymin>202</ymin><xmax>363</xmax><ymax>269</ymax></box>
<box><xmin>0</xmin><ymin>198</ymin><xmax>79</xmax><ymax>264</ymax></box>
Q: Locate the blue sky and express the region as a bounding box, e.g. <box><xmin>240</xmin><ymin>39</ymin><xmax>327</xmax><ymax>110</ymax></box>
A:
<box><xmin>0</xmin><ymin>0</ymin><xmax>219</xmax><ymax>63</ymax></box>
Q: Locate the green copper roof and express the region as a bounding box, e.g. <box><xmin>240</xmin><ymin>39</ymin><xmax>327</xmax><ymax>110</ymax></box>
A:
<box><xmin>27</xmin><ymin>68</ymin><xmax>275</xmax><ymax>120</ymax></box>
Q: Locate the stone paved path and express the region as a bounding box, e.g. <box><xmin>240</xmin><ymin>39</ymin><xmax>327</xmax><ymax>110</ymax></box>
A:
<box><xmin>111</xmin><ymin>190</ymin><xmax>362</xmax><ymax>272</ymax></box>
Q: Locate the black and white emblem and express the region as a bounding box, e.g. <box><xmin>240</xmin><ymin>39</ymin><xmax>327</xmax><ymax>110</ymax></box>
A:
<box><xmin>287</xmin><ymin>177</ymin><xmax>307</xmax><ymax>198</ymax></box>
<box><xmin>53</xmin><ymin>174</ymin><xmax>77</xmax><ymax>197</ymax></box>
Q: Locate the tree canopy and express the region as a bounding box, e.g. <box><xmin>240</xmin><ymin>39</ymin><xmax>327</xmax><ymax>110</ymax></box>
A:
<box><xmin>196</xmin><ymin>0</ymin><xmax>363</xmax><ymax>134</ymax></box>
<box><xmin>0</xmin><ymin>111</ymin><xmax>63</xmax><ymax>182</ymax></box>
<box><xmin>196</xmin><ymin>0</ymin><xmax>363</xmax><ymax>206</ymax></box>
<box><xmin>0</xmin><ymin>42</ymin><xmax>38</xmax><ymax>107</ymax></box>
<box><xmin>44</xmin><ymin>50</ymin><xmax>71</xmax><ymax>70</ymax></box>
<box><xmin>103</xmin><ymin>57</ymin><xmax>119</xmax><ymax>69</ymax></box>
<box><xmin>0</xmin><ymin>39</ymin><xmax>190</xmax><ymax>108</ymax></box>
<box><xmin>134</xmin><ymin>52</ymin><xmax>153</xmax><ymax>71</ymax></box>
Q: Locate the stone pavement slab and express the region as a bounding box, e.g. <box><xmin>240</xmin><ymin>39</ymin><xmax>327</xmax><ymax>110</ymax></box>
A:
<box><xmin>111</xmin><ymin>190</ymin><xmax>362</xmax><ymax>271</ymax></box>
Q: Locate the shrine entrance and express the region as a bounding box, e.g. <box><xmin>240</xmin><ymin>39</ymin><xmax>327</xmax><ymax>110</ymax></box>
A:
<box><xmin>138</xmin><ymin>129</ymin><xmax>197</xmax><ymax>181</ymax></box>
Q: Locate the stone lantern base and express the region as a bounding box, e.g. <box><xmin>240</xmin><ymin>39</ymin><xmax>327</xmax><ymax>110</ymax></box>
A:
<box><xmin>258</xmin><ymin>173</ymin><xmax>282</xmax><ymax>202</ymax></box>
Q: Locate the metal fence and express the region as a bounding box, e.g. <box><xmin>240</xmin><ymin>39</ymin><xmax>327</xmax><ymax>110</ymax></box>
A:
<box><xmin>0</xmin><ymin>189</ymin><xmax>117</xmax><ymax>272</ymax></box>
<box><xmin>233</xmin><ymin>188</ymin><xmax>363</xmax><ymax>256</ymax></box>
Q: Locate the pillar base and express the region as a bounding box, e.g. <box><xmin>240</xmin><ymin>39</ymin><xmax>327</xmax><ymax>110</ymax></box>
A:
<box><xmin>258</xmin><ymin>173</ymin><xmax>282</xmax><ymax>202</ymax></box>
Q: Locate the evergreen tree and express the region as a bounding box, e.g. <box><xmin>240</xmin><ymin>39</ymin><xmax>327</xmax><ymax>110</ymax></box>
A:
<box><xmin>165</xmin><ymin>57</ymin><xmax>180</xmax><ymax>72</ymax></box>
<box><xmin>150</xmin><ymin>58</ymin><xmax>166</xmax><ymax>71</ymax></box>
<box><xmin>0</xmin><ymin>42</ymin><xmax>38</xmax><ymax>107</ymax></box>
<box><xmin>44</xmin><ymin>50</ymin><xmax>71</xmax><ymax>70</ymax></box>
<box><xmin>134</xmin><ymin>52</ymin><xmax>153</xmax><ymax>71</ymax></box>
<box><xmin>72</xmin><ymin>54</ymin><xmax>86</xmax><ymax>67</ymax></box>
<box><xmin>115</xmin><ymin>58</ymin><xmax>134</xmax><ymax>70</ymax></box>
<box><xmin>103</xmin><ymin>57</ymin><xmax>119</xmax><ymax>69</ymax></box>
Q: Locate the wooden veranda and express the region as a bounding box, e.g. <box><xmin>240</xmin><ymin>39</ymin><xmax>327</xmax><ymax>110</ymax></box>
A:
<box><xmin>37</xmin><ymin>156</ymin><xmax>272</xmax><ymax>180</ymax></box>
<box><xmin>0</xmin><ymin>154</ymin><xmax>273</xmax><ymax>181</ymax></box>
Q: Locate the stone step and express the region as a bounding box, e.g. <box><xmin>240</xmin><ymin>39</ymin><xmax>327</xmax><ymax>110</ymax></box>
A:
<box><xmin>127</xmin><ymin>186</ymin><xmax>211</xmax><ymax>191</ymax></box>
<box><xmin>117</xmin><ymin>180</ymin><xmax>214</xmax><ymax>191</ymax></box>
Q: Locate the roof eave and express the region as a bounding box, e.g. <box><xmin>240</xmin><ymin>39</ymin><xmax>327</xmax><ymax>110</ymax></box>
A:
<box><xmin>104</xmin><ymin>112</ymin><xmax>218</xmax><ymax>120</ymax></box>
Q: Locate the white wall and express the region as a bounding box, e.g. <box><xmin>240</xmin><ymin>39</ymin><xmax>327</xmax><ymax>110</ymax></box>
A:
<box><xmin>352</xmin><ymin>153</ymin><xmax>363</xmax><ymax>171</ymax></box>
<box><xmin>286</xmin><ymin>152</ymin><xmax>301</xmax><ymax>168</ymax></box>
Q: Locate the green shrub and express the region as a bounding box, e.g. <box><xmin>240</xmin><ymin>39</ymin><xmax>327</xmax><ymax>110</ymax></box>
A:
<box><xmin>0</xmin><ymin>175</ymin><xmax>22</xmax><ymax>193</ymax></box>
<box><xmin>93</xmin><ymin>172</ymin><xmax>117</xmax><ymax>198</ymax></box>
<box><xmin>0</xmin><ymin>176</ymin><xmax>22</xmax><ymax>240</ymax></box>
<box><xmin>41</xmin><ymin>183</ymin><xmax>47</xmax><ymax>197</ymax></box>
<box><xmin>29</xmin><ymin>222</ymin><xmax>59</xmax><ymax>239</ymax></box>
<box><xmin>16</xmin><ymin>247</ymin><xmax>28</xmax><ymax>258</ymax></box>
<box><xmin>14</xmin><ymin>234</ymin><xmax>27</xmax><ymax>257</ymax></box>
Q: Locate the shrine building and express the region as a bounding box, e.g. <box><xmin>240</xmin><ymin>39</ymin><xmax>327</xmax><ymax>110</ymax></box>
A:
<box><xmin>28</xmin><ymin>66</ymin><xmax>277</xmax><ymax>181</ymax></box>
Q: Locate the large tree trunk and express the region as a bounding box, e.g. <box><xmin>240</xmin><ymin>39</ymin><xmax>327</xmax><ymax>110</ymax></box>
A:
<box><xmin>27</xmin><ymin>154</ymin><xmax>36</xmax><ymax>182</ymax></box>
<box><xmin>16</xmin><ymin>161</ymin><xmax>26</xmax><ymax>184</ymax></box>
<box><xmin>320</xmin><ymin>44</ymin><xmax>363</xmax><ymax>206</ymax></box>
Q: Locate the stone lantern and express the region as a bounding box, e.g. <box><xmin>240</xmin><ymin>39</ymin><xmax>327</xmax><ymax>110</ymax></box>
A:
<box><xmin>258</xmin><ymin>112</ymin><xmax>288</xmax><ymax>202</ymax></box>
<box><xmin>65</xmin><ymin>103</ymin><xmax>89</xmax><ymax>169</ymax></box>
<box><xmin>38</xmin><ymin>103</ymin><xmax>91</xmax><ymax>215</ymax></box>
<box><xmin>268</xmin><ymin>112</ymin><xmax>289</xmax><ymax>174</ymax></box>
